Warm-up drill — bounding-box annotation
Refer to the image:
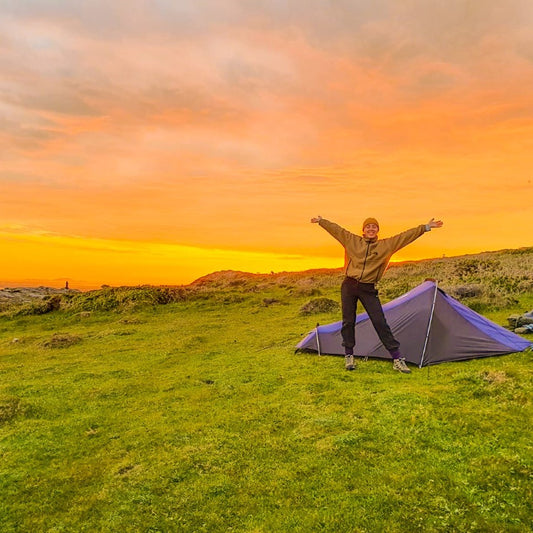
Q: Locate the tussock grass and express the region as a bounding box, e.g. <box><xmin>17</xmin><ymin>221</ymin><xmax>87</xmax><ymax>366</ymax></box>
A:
<box><xmin>300</xmin><ymin>297</ymin><xmax>340</xmax><ymax>315</ymax></box>
<box><xmin>0</xmin><ymin>252</ymin><xmax>532</xmax><ymax>531</ymax></box>
<box><xmin>42</xmin><ymin>333</ymin><xmax>82</xmax><ymax>349</ymax></box>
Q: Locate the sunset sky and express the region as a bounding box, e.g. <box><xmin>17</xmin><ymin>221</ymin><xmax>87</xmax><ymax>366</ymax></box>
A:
<box><xmin>1</xmin><ymin>1</ymin><xmax>532</xmax><ymax>289</ymax></box>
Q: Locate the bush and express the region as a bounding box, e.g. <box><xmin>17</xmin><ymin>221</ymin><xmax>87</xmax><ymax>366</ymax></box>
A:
<box><xmin>0</xmin><ymin>397</ymin><xmax>31</xmax><ymax>424</ymax></box>
<box><xmin>453</xmin><ymin>258</ymin><xmax>500</xmax><ymax>282</ymax></box>
<box><xmin>450</xmin><ymin>284</ymin><xmax>483</xmax><ymax>298</ymax></box>
<box><xmin>291</xmin><ymin>287</ymin><xmax>322</xmax><ymax>297</ymax></box>
<box><xmin>9</xmin><ymin>295</ymin><xmax>62</xmax><ymax>317</ymax></box>
<box><xmin>300</xmin><ymin>298</ymin><xmax>340</xmax><ymax>315</ymax></box>
<box><xmin>42</xmin><ymin>333</ymin><xmax>82</xmax><ymax>349</ymax></box>
<box><xmin>465</xmin><ymin>294</ymin><xmax>519</xmax><ymax>313</ymax></box>
<box><xmin>62</xmin><ymin>286</ymin><xmax>192</xmax><ymax>312</ymax></box>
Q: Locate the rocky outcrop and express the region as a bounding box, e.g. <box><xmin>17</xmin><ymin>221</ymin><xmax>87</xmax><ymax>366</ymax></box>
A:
<box><xmin>0</xmin><ymin>287</ymin><xmax>79</xmax><ymax>310</ymax></box>
<box><xmin>507</xmin><ymin>310</ymin><xmax>533</xmax><ymax>333</ymax></box>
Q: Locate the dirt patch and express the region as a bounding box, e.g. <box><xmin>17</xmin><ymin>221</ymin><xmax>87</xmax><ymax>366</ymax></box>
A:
<box><xmin>43</xmin><ymin>333</ymin><xmax>82</xmax><ymax>349</ymax></box>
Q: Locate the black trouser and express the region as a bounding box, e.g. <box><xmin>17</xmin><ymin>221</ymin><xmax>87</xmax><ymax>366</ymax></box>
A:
<box><xmin>341</xmin><ymin>277</ymin><xmax>400</xmax><ymax>356</ymax></box>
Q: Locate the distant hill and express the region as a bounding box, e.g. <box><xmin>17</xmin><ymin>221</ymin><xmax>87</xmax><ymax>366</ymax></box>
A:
<box><xmin>1</xmin><ymin>247</ymin><xmax>532</xmax><ymax>314</ymax></box>
<box><xmin>189</xmin><ymin>247</ymin><xmax>533</xmax><ymax>296</ymax></box>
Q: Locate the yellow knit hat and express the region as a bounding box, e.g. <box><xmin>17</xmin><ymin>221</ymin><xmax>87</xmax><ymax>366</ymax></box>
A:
<box><xmin>362</xmin><ymin>217</ymin><xmax>379</xmax><ymax>230</ymax></box>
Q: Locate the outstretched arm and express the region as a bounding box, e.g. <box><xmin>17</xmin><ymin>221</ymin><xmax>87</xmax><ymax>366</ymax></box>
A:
<box><xmin>310</xmin><ymin>216</ymin><xmax>353</xmax><ymax>247</ymax></box>
<box><xmin>387</xmin><ymin>218</ymin><xmax>444</xmax><ymax>253</ymax></box>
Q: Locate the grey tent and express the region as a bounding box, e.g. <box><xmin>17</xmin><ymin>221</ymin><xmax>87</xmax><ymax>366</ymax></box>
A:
<box><xmin>296</xmin><ymin>280</ymin><xmax>532</xmax><ymax>367</ymax></box>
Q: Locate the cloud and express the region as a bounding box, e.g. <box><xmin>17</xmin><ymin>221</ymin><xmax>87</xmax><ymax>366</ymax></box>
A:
<box><xmin>3</xmin><ymin>1</ymin><xmax>532</xmax><ymax>150</ymax></box>
<box><xmin>1</xmin><ymin>0</ymin><xmax>532</xmax><ymax>287</ymax></box>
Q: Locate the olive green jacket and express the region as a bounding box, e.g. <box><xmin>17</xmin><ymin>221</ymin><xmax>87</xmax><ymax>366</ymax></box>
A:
<box><xmin>318</xmin><ymin>218</ymin><xmax>428</xmax><ymax>283</ymax></box>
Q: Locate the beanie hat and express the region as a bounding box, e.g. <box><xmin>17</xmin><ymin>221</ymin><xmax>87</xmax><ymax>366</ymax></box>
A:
<box><xmin>362</xmin><ymin>217</ymin><xmax>379</xmax><ymax>230</ymax></box>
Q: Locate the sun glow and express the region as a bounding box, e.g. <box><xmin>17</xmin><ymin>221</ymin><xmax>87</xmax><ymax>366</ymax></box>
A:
<box><xmin>2</xmin><ymin>2</ymin><xmax>533</xmax><ymax>287</ymax></box>
<box><xmin>0</xmin><ymin>230</ymin><xmax>342</xmax><ymax>289</ymax></box>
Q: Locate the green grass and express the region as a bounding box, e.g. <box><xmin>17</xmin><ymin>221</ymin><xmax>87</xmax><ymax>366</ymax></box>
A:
<box><xmin>1</xmin><ymin>283</ymin><xmax>532</xmax><ymax>532</ymax></box>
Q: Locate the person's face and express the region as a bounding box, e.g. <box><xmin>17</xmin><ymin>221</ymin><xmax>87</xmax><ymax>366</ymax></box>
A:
<box><xmin>363</xmin><ymin>223</ymin><xmax>379</xmax><ymax>239</ymax></box>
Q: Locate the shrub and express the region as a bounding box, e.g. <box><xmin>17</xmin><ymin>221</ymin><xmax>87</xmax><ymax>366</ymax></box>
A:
<box><xmin>0</xmin><ymin>397</ymin><xmax>31</xmax><ymax>424</ymax></box>
<box><xmin>453</xmin><ymin>258</ymin><xmax>500</xmax><ymax>282</ymax></box>
<box><xmin>518</xmin><ymin>279</ymin><xmax>533</xmax><ymax>292</ymax></box>
<box><xmin>62</xmin><ymin>286</ymin><xmax>192</xmax><ymax>312</ymax></box>
<box><xmin>379</xmin><ymin>279</ymin><xmax>414</xmax><ymax>301</ymax></box>
<box><xmin>300</xmin><ymin>298</ymin><xmax>340</xmax><ymax>315</ymax></box>
<box><xmin>450</xmin><ymin>284</ymin><xmax>483</xmax><ymax>298</ymax></box>
<box><xmin>291</xmin><ymin>287</ymin><xmax>322</xmax><ymax>297</ymax></box>
<box><xmin>262</xmin><ymin>298</ymin><xmax>281</xmax><ymax>306</ymax></box>
<box><xmin>42</xmin><ymin>333</ymin><xmax>82</xmax><ymax>349</ymax></box>
<box><xmin>9</xmin><ymin>295</ymin><xmax>62</xmax><ymax>317</ymax></box>
<box><xmin>465</xmin><ymin>294</ymin><xmax>519</xmax><ymax>313</ymax></box>
<box><xmin>454</xmin><ymin>259</ymin><xmax>480</xmax><ymax>281</ymax></box>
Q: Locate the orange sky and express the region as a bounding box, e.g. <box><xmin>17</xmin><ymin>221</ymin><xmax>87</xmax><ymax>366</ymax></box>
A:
<box><xmin>1</xmin><ymin>1</ymin><xmax>532</xmax><ymax>289</ymax></box>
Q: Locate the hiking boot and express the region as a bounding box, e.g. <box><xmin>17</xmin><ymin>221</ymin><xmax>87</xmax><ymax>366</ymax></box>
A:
<box><xmin>345</xmin><ymin>355</ymin><xmax>356</xmax><ymax>371</ymax></box>
<box><xmin>393</xmin><ymin>358</ymin><xmax>411</xmax><ymax>374</ymax></box>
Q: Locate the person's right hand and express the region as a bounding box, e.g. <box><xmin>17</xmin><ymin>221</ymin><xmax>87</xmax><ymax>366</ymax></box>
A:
<box><xmin>311</xmin><ymin>216</ymin><xmax>322</xmax><ymax>223</ymax></box>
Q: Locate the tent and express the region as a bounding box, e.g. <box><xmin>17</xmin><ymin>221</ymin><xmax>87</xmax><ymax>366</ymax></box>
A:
<box><xmin>296</xmin><ymin>280</ymin><xmax>532</xmax><ymax>367</ymax></box>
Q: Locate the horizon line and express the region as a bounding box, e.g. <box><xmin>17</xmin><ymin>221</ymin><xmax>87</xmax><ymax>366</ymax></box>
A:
<box><xmin>2</xmin><ymin>245</ymin><xmax>530</xmax><ymax>292</ymax></box>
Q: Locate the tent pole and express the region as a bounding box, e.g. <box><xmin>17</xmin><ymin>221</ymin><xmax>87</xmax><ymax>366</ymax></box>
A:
<box><xmin>420</xmin><ymin>281</ymin><xmax>439</xmax><ymax>368</ymax></box>
<box><xmin>315</xmin><ymin>323</ymin><xmax>322</xmax><ymax>356</ymax></box>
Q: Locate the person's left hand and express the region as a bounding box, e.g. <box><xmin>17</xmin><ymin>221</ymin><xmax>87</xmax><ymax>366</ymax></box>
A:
<box><xmin>427</xmin><ymin>218</ymin><xmax>443</xmax><ymax>228</ymax></box>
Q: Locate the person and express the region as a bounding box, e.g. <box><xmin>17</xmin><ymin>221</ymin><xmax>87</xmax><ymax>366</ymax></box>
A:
<box><xmin>311</xmin><ymin>215</ymin><xmax>443</xmax><ymax>372</ymax></box>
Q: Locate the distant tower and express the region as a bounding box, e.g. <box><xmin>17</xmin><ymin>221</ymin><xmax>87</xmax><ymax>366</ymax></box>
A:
<box><xmin>65</xmin><ymin>281</ymin><xmax>69</xmax><ymax>290</ymax></box>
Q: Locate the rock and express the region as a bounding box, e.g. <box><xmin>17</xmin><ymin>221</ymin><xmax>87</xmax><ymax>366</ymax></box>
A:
<box><xmin>507</xmin><ymin>314</ymin><xmax>521</xmax><ymax>328</ymax></box>
<box><xmin>507</xmin><ymin>313</ymin><xmax>533</xmax><ymax>329</ymax></box>
<box><xmin>0</xmin><ymin>286</ymin><xmax>80</xmax><ymax>310</ymax></box>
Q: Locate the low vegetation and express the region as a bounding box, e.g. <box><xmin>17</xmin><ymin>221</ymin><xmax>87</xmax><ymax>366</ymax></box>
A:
<box><xmin>3</xmin><ymin>247</ymin><xmax>532</xmax><ymax>318</ymax></box>
<box><xmin>0</xmin><ymin>248</ymin><xmax>532</xmax><ymax>532</ymax></box>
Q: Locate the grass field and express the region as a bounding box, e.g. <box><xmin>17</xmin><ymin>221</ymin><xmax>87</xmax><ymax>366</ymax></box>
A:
<box><xmin>1</xmin><ymin>255</ymin><xmax>532</xmax><ymax>532</ymax></box>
